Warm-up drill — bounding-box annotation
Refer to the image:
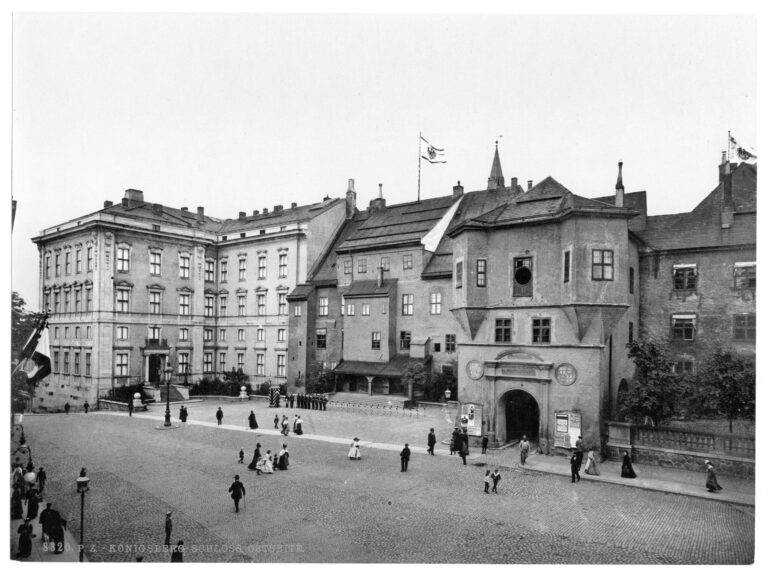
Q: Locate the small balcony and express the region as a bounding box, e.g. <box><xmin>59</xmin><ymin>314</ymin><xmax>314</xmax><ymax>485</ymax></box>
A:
<box><xmin>144</xmin><ymin>338</ymin><xmax>168</xmax><ymax>348</ymax></box>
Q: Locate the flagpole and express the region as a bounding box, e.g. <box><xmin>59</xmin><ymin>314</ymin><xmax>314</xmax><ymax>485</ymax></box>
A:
<box><xmin>417</xmin><ymin>132</ymin><xmax>422</xmax><ymax>203</ymax></box>
<box><xmin>13</xmin><ymin>312</ymin><xmax>49</xmax><ymax>376</ymax></box>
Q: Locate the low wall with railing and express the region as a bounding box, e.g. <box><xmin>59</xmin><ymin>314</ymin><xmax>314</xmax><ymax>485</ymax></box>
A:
<box><xmin>98</xmin><ymin>399</ymin><xmax>147</xmax><ymax>412</ymax></box>
<box><xmin>605</xmin><ymin>421</ymin><xmax>754</xmax><ymax>477</ymax></box>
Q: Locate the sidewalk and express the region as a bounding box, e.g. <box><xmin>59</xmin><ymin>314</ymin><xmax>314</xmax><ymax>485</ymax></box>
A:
<box><xmin>10</xmin><ymin>494</ymin><xmax>85</xmax><ymax>562</ymax></box>
<box><xmin>114</xmin><ymin>410</ymin><xmax>755</xmax><ymax>507</ymax></box>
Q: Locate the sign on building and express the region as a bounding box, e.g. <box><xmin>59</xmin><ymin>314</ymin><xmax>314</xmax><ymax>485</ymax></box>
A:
<box><xmin>460</xmin><ymin>403</ymin><xmax>483</xmax><ymax>437</ymax></box>
<box><xmin>554</xmin><ymin>411</ymin><xmax>581</xmax><ymax>448</ymax></box>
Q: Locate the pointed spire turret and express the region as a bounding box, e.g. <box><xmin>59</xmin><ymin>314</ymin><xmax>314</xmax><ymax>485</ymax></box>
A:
<box><xmin>487</xmin><ymin>141</ymin><xmax>505</xmax><ymax>191</ymax></box>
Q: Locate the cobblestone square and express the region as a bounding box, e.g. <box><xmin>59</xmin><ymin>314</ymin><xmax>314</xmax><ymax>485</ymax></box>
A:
<box><xmin>20</xmin><ymin>405</ymin><xmax>754</xmax><ymax>564</ymax></box>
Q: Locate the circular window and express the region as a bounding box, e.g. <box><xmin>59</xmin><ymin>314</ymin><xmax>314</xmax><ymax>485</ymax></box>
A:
<box><xmin>514</xmin><ymin>266</ymin><xmax>532</xmax><ymax>285</ymax></box>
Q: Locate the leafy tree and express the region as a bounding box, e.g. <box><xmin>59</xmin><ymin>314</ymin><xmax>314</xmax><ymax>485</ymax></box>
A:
<box><xmin>617</xmin><ymin>339</ymin><xmax>679</xmax><ymax>427</ymax></box>
<box><xmin>423</xmin><ymin>369</ymin><xmax>457</xmax><ymax>402</ymax></box>
<box><xmin>401</xmin><ymin>361</ymin><xmax>429</xmax><ymax>400</ymax></box>
<box><xmin>699</xmin><ymin>349</ymin><xmax>755</xmax><ymax>433</ymax></box>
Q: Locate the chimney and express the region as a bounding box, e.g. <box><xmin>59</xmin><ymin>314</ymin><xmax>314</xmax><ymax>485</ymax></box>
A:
<box><xmin>239</xmin><ymin>211</ymin><xmax>246</xmax><ymax>220</ymax></box>
<box><xmin>274</xmin><ymin>205</ymin><xmax>283</xmax><ymax>213</ymax></box>
<box><xmin>615</xmin><ymin>161</ymin><xmax>625</xmax><ymax>208</ymax></box>
<box><xmin>527</xmin><ymin>180</ymin><xmax>533</xmax><ymax>191</ymax></box>
<box><xmin>346</xmin><ymin>178</ymin><xmax>357</xmax><ymax>219</ymax></box>
<box><xmin>152</xmin><ymin>203</ymin><xmax>163</xmax><ymax>215</ymax></box>
<box><xmin>369</xmin><ymin>183</ymin><xmax>386</xmax><ymax>212</ymax></box>
<box><xmin>122</xmin><ymin>198</ymin><xmax>128</xmax><ymax>207</ymax></box>
<box><xmin>181</xmin><ymin>206</ymin><xmax>188</xmax><ymax>212</ymax></box>
<box><xmin>453</xmin><ymin>180</ymin><xmax>464</xmax><ymax>199</ymax></box>
<box><xmin>104</xmin><ymin>200</ymin><xmax>113</xmax><ymax>208</ymax></box>
<box><xmin>124</xmin><ymin>189</ymin><xmax>144</xmax><ymax>207</ymax></box>
<box><xmin>510</xmin><ymin>177</ymin><xmax>518</xmax><ymax>190</ymax></box>
<box><xmin>721</xmin><ymin>164</ymin><xmax>734</xmax><ymax>229</ymax></box>
<box><xmin>197</xmin><ymin>206</ymin><xmax>205</xmax><ymax>223</ymax></box>
<box><xmin>263</xmin><ymin>208</ymin><xmax>268</xmax><ymax>215</ymax></box>
<box><xmin>291</xmin><ymin>202</ymin><xmax>297</xmax><ymax>209</ymax></box>
<box><xmin>377</xmin><ymin>266</ymin><xmax>384</xmax><ymax>288</ymax></box>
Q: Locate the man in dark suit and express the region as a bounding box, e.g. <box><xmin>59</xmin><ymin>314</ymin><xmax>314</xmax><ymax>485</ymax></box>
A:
<box><xmin>427</xmin><ymin>428</ymin><xmax>436</xmax><ymax>455</ymax></box>
<box><xmin>400</xmin><ymin>443</ymin><xmax>411</xmax><ymax>472</ymax></box>
<box><xmin>574</xmin><ymin>436</ymin><xmax>584</xmax><ymax>470</ymax></box>
<box><xmin>216</xmin><ymin>407</ymin><xmax>224</xmax><ymax>426</ymax></box>
<box><xmin>228</xmin><ymin>475</ymin><xmax>246</xmax><ymax>512</ymax></box>
<box><xmin>164</xmin><ymin>511</ymin><xmax>173</xmax><ymax>546</ymax></box>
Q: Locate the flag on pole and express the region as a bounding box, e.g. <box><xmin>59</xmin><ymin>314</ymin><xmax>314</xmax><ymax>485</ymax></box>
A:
<box><xmin>420</xmin><ymin>136</ymin><xmax>446</xmax><ymax>164</ymax></box>
<box><xmin>19</xmin><ymin>320</ymin><xmax>52</xmax><ymax>385</ymax></box>
<box><xmin>728</xmin><ymin>134</ymin><xmax>757</xmax><ymax>165</ymax></box>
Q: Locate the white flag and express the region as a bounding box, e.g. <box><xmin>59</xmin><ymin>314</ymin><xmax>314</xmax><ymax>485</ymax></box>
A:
<box><xmin>729</xmin><ymin>134</ymin><xmax>757</xmax><ymax>165</ymax></box>
<box><xmin>421</xmin><ymin>136</ymin><xmax>446</xmax><ymax>164</ymax></box>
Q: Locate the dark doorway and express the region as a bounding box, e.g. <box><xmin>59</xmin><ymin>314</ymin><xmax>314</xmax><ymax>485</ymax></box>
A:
<box><xmin>148</xmin><ymin>355</ymin><xmax>163</xmax><ymax>385</ymax></box>
<box><xmin>505</xmin><ymin>390</ymin><xmax>539</xmax><ymax>441</ymax></box>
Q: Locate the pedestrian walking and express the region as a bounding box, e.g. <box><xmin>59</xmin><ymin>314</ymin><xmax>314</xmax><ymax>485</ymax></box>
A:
<box><xmin>64</xmin><ymin>402</ymin><xmax>71</xmax><ymax>414</ymax></box>
<box><xmin>482</xmin><ymin>435</ymin><xmax>488</xmax><ymax>454</ymax></box>
<box><xmin>258</xmin><ymin>450</ymin><xmax>274</xmax><ymax>474</ymax></box>
<box><xmin>520</xmin><ymin>436</ymin><xmax>530</xmax><ymax>465</ymax></box>
<box><xmin>293</xmin><ymin>414</ymin><xmax>299</xmax><ymax>433</ymax></box>
<box><xmin>42</xmin><ymin>503</ymin><xmax>66</xmax><ymax>553</ymax></box>
<box><xmin>238</xmin><ymin>447</ymin><xmax>245</xmax><ymax>464</ymax></box>
<box><xmin>491</xmin><ymin>469</ymin><xmax>501</xmax><ymax>493</ymax></box>
<box><xmin>705</xmin><ymin>460</ymin><xmax>723</xmax><ymax>492</ymax></box>
<box><xmin>11</xmin><ymin>486</ymin><xmax>24</xmax><ymax>520</ymax></box>
<box><xmin>248</xmin><ymin>410</ymin><xmax>258</xmax><ymax>430</ymax></box>
<box><xmin>228</xmin><ymin>475</ymin><xmax>246</xmax><ymax>513</ymax></box>
<box><xmin>574</xmin><ymin>436</ymin><xmax>584</xmax><ymax>470</ymax></box>
<box><xmin>25</xmin><ymin>487</ymin><xmax>41</xmax><ymax>519</ymax></box>
<box><xmin>274</xmin><ymin>414</ymin><xmax>279</xmax><ymax>429</ymax></box>
<box><xmin>459</xmin><ymin>444</ymin><xmax>467</xmax><ymax>465</ymax></box>
<box><xmin>84</xmin><ymin>401</ymin><xmax>90</xmax><ymax>414</ymax></box>
<box><xmin>37</xmin><ymin>467</ymin><xmax>47</xmax><ymax>493</ymax></box>
<box><xmin>128</xmin><ymin>399</ymin><xmax>134</xmax><ymax>416</ymax></box>
<box><xmin>484</xmin><ymin>470</ymin><xmax>491</xmax><ymax>493</ymax></box>
<box><xmin>620</xmin><ymin>450</ymin><xmax>636</xmax><ymax>479</ymax></box>
<box><xmin>281</xmin><ymin>415</ymin><xmax>290</xmax><ymax>435</ymax></box>
<box><xmin>348</xmin><ymin>437</ymin><xmax>362</xmax><ymax>460</ymax></box>
<box><xmin>461</xmin><ymin>431</ymin><xmax>470</xmax><ymax>455</ymax></box>
<box><xmin>322</xmin><ymin>395</ymin><xmax>327</xmax><ymax>410</ymax></box>
<box><xmin>400</xmin><ymin>443</ymin><xmax>411</xmax><ymax>472</ymax></box>
<box><xmin>248</xmin><ymin>444</ymin><xmax>263</xmax><ymax>473</ymax></box>
<box><xmin>164</xmin><ymin>511</ymin><xmax>173</xmax><ymax>546</ymax></box>
<box><xmin>38</xmin><ymin>502</ymin><xmax>53</xmax><ymax>542</ymax></box>
<box><xmin>295</xmin><ymin>416</ymin><xmax>304</xmax><ymax>435</ymax></box>
<box><xmin>179</xmin><ymin>405</ymin><xmax>188</xmax><ymax>422</ymax></box>
<box><xmin>285</xmin><ymin>395</ymin><xmax>290</xmax><ymax>408</ymax></box>
<box><xmin>584</xmin><ymin>448</ymin><xmax>600</xmax><ymax>475</ymax></box>
<box><xmin>278</xmin><ymin>444</ymin><xmax>290</xmax><ymax>470</ymax></box>
<box><xmin>16</xmin><ymin>518</ymin><xmax>34</xmax><ymax>559</ymax></box>
<box><xmin>170</xmin><ymin>540</ymin><xmax>184</xmax><ymax>562</ymax></box>
<box><xmin>570</xmin><ymin>453</ymin><xmax>581</xmax><ymax>483</ymax></box>
<box><xmin>427</xmin><ymin>428</ymin><xmax>436</xmax><ymax>455</ymax></box>
<box><xmin>216</xmin><ymin>407</ymin><xmax>224</xmax><ymax>425</ymax></box>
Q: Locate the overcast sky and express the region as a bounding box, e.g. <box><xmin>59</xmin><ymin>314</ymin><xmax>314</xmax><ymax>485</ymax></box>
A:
<box><xmin>10</xmin><ymin>13</ymin><xmax>756</xmax><ymax>308</ymax></box>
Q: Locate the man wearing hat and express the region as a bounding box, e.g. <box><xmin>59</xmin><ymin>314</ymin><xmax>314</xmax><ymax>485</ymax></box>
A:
<box><xmin>228</xmin><ymin>475</ymin><xmax>246</xmax><ymax>513</ymax></box>
<box><xmin>165</xmin><ymin>511</ymin><xmax>173</xmax><ymax>546</ymax></box>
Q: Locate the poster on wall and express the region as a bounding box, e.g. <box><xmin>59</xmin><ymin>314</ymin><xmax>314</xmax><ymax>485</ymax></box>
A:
<box><xmin>554</xmin><ymin>411</ymin><xmax>582</xmax><ymax>448</ymax></box>
<box><xmin>460</xmin><ymin>403</ymin><xmax>483</xmax><ymax>436</ymax></box>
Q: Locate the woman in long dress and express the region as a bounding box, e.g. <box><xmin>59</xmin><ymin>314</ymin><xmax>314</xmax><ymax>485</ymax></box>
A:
<box><xmin>620</xmin><ymin>450</ymin><xmax>636</xmax><ymax>478</ymax></box>
<box><xmin>247</xmin><ymin>444</ymin><xmax>262</xmax><ymax>472</ymax></box>
<box><xmin>295</xmin><ymin>417</ymin><xmax>304</xmax><ymax>435</ymax></box>
<box><xmin>278</xmin><ymin>445</ymin><xmax>289</xmax><ymax>470</ymax></box>
<box><xmin>248</xmin><ymin>411</ymin><xmax>258</xmax><ymax>430</ymax></box>
<box><xmin>584</xmin><ymin>449</ymin><xmax>600</xmax><ymax>476</ymax></box>
<box><xmin>259</xmin><ymin>450</ymin><xmax>274</xmax><ymax>474</ymax></box>
<box><xmin>16</xmin><ymin>518</ymin><xmax>33</xmax><ymax>558</ymax></box>
<box><xmin>348</xmin><ymin>438</ymin><xmax>362</xmax><ymax>460</ymax></box>
<box><xmin>705</xmin><ymin>460</ymin><xmax>723</xmax><ymax>492</ymax></box>
<box><xmin>25</xmin><ymin>487</ymin><xmax>40</xmax><ymax>519</ymax></box>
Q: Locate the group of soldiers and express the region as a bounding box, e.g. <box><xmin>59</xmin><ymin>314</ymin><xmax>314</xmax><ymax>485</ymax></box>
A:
<box><xmin>285</xmin><ymin>393</ymin><xmax>327</xmax><ymax>411</ymax></box>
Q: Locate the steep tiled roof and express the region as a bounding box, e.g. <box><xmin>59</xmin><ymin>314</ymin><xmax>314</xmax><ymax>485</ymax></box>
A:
<box><xmin>343</xmin><ymin>278</ymin><xmax>398</xmax><ymax>298</ymax></box>
<box><xmin>306</xmin><ymin>213</ymin><xmax>370</xmax><ymax>286</ymax></box>
<box><xmin>101</xmin><ymin>201</ymin><xmax>221</xmax><ymax>232</ymax></box>
<box><xmin>286</xmin><ymin>284</ymin><xmax>315</xmax><ymax>301</ymax></box>
<box><xmin>218</xmin><ymin>198</ymin><xmax>344</xmax><ymax>234</ymax></box>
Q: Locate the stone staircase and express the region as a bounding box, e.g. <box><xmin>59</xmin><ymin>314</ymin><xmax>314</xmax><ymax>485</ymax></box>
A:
<box><xmin>158</xmin><ymin>385</ymin><xmax>188</xmax><ymax>403</ymax></box>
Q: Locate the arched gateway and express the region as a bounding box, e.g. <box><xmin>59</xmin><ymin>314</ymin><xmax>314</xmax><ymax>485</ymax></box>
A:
<box><xmin>503</xmin><ymin>389</ymin><xmax>540</xmax><ymax>442</ymax></box>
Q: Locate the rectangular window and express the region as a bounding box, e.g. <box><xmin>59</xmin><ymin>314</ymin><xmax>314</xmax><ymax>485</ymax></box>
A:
<box><xmin>237</xmin><ymin>353</ymin><xmax>245</xmax><ymax>371</ymax></box>
<box><xmin>205</xmin><ymin>259</ymin><xmax>215</xmax><ymax>282</ymax></box>
<box><xmin>238</xmin><ymin>329</ymin><xmax>245</xmax><ymax>342</ymax></box>
<box><xmin>219</xmin><ymin>328</ymin><xmax>226</xmax><ymax>341</ymax></box>
<box><xmin>532</xmin><ymin>318</ymin><xmax>551</xmax><ymax>344</ymax></box>
<box><xmin>257</xmin><ymin>328</ymin><xmax>265</xmax><ymax>341</ymax></box>
<box><xmin>116</xmin><ymin>248</ymin><xmax>129</xmax><ymax>272</ymax></box>
<box><xmin>148</xmin><ymin>326</ymin><xmax>161</xmax><ymax>341</ymax></box>
<box><xmin>257</xmin><ymin>294</ymin><xmax>266</xmax><ymax>316</ymax></box>
<box><xmin>115</xmin><ymin>352</ymin><xmax>128</xmax><ymax>376</ymax></box>
<box><xmin>179</xmin><ymin>254</ymin><xmax>191</xmax><ymax>279</ymax></box>
<box><xmin>204</xmin><ymin>328</ymin><xmax>213</xmax><ymax>341</ymax></box>
<box><xmin>343</xmin><ymin>259</ymin><xmax>352</xmax><ymax>274</ymax></box>
<box><xmin>239</xmin><ymin>258</ymin><xmax>247</xmax><ymax>280</ymax></box>
<box><xmin>734</xmin><ymin>263</ymin><xmax>756</xmax><ymax>289</ymax></box>
<box><xmin>116</xmin><ymin>289</ymin><xmax>130</xmax><ymax>313</ymax></box>
<box><xmin>592</xmin><ymin>250</ymin><xmax>614</xmax><ymax>281</ymax></box>
<box><xmin>400</xmin><ymin>331</ymin><xmax>411</xmax><ymax>350</ymax></box>
<box><xmin>446</xmin><ymin>334</ymin><xmax>456</xmax><ymax>352</ymax></box>
<box><xmin>455</xmin><ymin>261</ymin><xmax>463</xmax><ymax>289</ymax></box>
<box><xmin>205</xmin><ymin>296</ymin><xmax>214</xmax><ymax>317</ymax></box>
<box><xmin>74</xmin><ymin>289</ymin><xmax>81</xmax><ymax>312</ymax></box>
<box><xmin>53</xmin><ymin>351</ymin><xmax>60</xmax><ymax>373</ymax></box>
<box><xmin>220</xmin><ymin>296</ymin><xmax>228</xmax><ymax>316</ymax></box>
<box><xmin>179</xmin><ymin>328</ymin><xmax>189</xmax><ymax>341</ymax></box>
<box><xmin>733</xmin><ymin>314</ymin><xmax>756</xmax><ymax>340</ymax></box>
<box><xmin>64</xmin><ymin>326</ymin><xmax>70</xmax><ymax>339</ymax></box>
<box><xmin>278</xmin><ymin>293</ymin><xmax>287</xmax><ymax>315</ymax></box>
<box><xmin>430</xmin><ymin>292</ymin><xmax>442</xmax><ymax>315</ymax></box>
<box><xmin>277</xmin><ymin>354</ymin><xmax>286</xmax><ymax>377</ymax></box>
<box><xmin>45</xmin><ymin>255</ymin><xmax>51</xmax><ymax>279</ymax></box>
<box><xmin>149</xmin><ymin>291</ymin><xmax>161</xmax><ymax>315</ymax></box>
<box><xmin>258</xmin><ymin>256</ymin><xmax>267</xmax><ymax>279</ymax></box>
<box><xmin>219</xmin><ymin>260</ymin><xmax>228</xmax><ymax>282</ymax></box>
<box><xmin>672</xmin><ymin>315</ymin><xmax>696</xmax><ymax>341</ymax></box>
<box><xmin>316</xmin><ymin>328</ymin><xmax>327</xmax><ymax>349</ymax></box>
<box><xmin>76</xmin><ymin>249</ymin><xmax>82</xmax><ymax>274</ymax></box>
<box><xmin>277</xmin><ymin>328</ymin><xmax>286</xmax><ymax>342</ymax></box>
<box><xmin>358</xmin><ymin>258</ymin><xmax>367</xmax><ymax>274</ymax></box>
<box><xmin>629</xmin><ymin>266</ymin><xmax>635</xmax><ymax>294</ymax></box>
<box><xmin>256</xmin><ymin>353</ymin><xmax>265</xmax><ymax>376</ymax></box>
<box><xmin>54</xmin><ymin>291</ymin><xmax>60</xmax><ymax>314</ymax></box>
<box><xmin>73</xmin><ymin>352</ymin><xmax>80</xmax><ymax>375</ymax></box>
<box><xmin>203</xmin><ymin>352</ymin><xmax>213</xmax><ymax>373</ymax></box>
<box><xmin>673</xmin><ymin>265</ymin><xmax>697</xmax><ymax>290</ymax></box>
<box><xmin>513</xmin><ymin>257</ymin><xmax>533</xmax><ymax>297</ymax></box>
<box><xmin>371</xmin><ymin>331</ymin><xmax>381</xmax><ymax>349</ymax></box>
<box><xmin>563</xmin><ymin>251</ymin><xmax>571</xmax><ymax>283</ymax></box>
<box><xmin>294</xmin><ymin>305</ymin><xmax>302</xmax><ymax>317</ymax></box>
<box><xmin>178</xmin><ymin>352</ymin><xmax>190</xmax><ymax>375</ymax></box>
<box><xmin>219</xmin><ymin>352</ymin><xmax>226</xmax><ymax>372</ymax></box>
<box><xmin>346</xmin><ymin>302</ymin><xmax>355</xmax><ymax>316</ymax></box>
<box><xmin>434</xmin><ymin>342</ymin><xmax>441</xmax><ymax>353</ymax></box>
<box><xmin>495</xmin><ymin>318</ymin><xmax>511</xmax><ymax>343</ymax></box>
<box><xmin>75</xmin><ymin>326</ymin><xmax>80</xmax><ymax>339</ymax></box>
<box><xmin>318</xmin><ymin>297</ymin><xmax>329</xmax><ymax>316</ymax></box>
<box><xmin>64</xmin><ymin>251</ymin><xmax>70</xmax><ymax>274</ymax></box>
<box><xmin>402</xmin><ymin>294</ymin><xmax>414</xmax><ymax>316</ymax></box>
<box><xmin>403</xmin><ymin>254</ymin><xmax>413</xmax><ymax>270</ymax></box>
<box><xmin>238</xmin><ymin>294</ymin><xmax>246</xmax><ymax>316</ymax></box>
<box><xmin>179</xmin><ymin>293</ymin><xmax>190</xmax><ymax>316</ymax></box>
<box><xmin>86</xmin><ymin>247</ymin><xmax>93</xmax><ymax>271</ymax></box>
<box><xmin>85</xmin><ymin>353</ymin><xmax>91</xmax><ymax>377</ymax></box>
<box><xmin>55</xmin><ymin>254</ymin><xmax>61</xmax><ymax>276</ymax></box>
<box><xmin>86</xmin><ymin>287</ymin><xmax>92</xmax><ymax>311</ymax></box>
<box><xmin>674</xmin><ymin>360</ymin><xmax>695</xmax><ymax>375</ymax></box>
<box><xmin>362</xmin><ymin>303</ymin><xmax>370</xmax><ymax>316</ymax></box>
<box><xmin>279</xmin><ymin>253</ymin><xmax>288</xmax><ymax>278</ymax></box>
<box><xmin>150</xmin><ymin>252</ymin><xmax>162</xmax><ymax>275</ymax></box>
<box><xmin>381</xmin><ymin>256</ymin><xmax>390</xmax><ymax>271</ymax></box>
<box><xmin>477</xmin><ymin>259</ymin><xmax>487</xmax><ymax>287</ymax></box>
<box><xmin>64</xmin><ymin>291</ymin><xmax>71</xmax><ymax>313</ymax></box>
<box><xmin>629</xmin><ymin>321</ymin><xmax>634</xmax><ymax>343</ymax></box>
<box><xmin>86</xmin><ymin>325</ymin><xmax>91</xmax><ymax>339</ymax></box>
<box><xmin>44</xmin><ymin>293</ymin><xmax>51</xmax><ymax>313</ymax></box>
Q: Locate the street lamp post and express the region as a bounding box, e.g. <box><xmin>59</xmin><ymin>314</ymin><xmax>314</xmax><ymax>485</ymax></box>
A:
<box><xmin>76</xmin><ymin>470</ymin><xmax>89</xmax><ymax>562</ymax></box>
<box><xmin>164</xmin><ymin>367</ymin><xmax>173</xmax><ymax>427</ymax></box>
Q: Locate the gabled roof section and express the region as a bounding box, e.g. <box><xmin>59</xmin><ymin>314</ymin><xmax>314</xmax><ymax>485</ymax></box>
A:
<box><xmin>307</xmin><ymin>213</ymin><xmax>370</xmax><ymax>285</ymax></box>
<box><xmin>101</xmin><ymin>201</ymin><xmax>222</xmax><ymax>232</ymax></box>
<box><xmin>218</xmin><ymin>198</ymin><xmax>344</xmax><ymax>234</ymax></box>
<box><xmin>343</xmin><ymin>278</ymin><xmax>398</xmax><ymax>298</ymax></box>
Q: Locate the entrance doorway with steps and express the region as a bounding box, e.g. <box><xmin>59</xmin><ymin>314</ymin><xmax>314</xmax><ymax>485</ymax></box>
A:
<box><xmin>503</xmin><ymin>389</ymin><xmax>540</xmax><ymax>443</ymax></box>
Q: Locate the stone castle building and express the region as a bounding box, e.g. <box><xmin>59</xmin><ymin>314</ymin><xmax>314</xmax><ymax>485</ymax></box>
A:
<box><xmin>31</xmin><ymin>146</ymin><xmax>755</xmax><ymax>452</ymax></box>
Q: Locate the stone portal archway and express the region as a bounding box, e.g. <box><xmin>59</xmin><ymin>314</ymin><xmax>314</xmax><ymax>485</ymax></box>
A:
<box><xmin>502</xmin><ymin>389</ymin><xmax>540</xmax><ymax>442</ymax></box>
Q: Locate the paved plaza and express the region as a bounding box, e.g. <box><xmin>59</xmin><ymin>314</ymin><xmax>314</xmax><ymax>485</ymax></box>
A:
<box><xmin>18</xmin><ymin>400</ymin><xmax>755</xmax><ymax>564</ymax></box>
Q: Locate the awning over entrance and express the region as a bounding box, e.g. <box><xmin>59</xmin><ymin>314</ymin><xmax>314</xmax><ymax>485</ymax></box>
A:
<box><xmin>333</xmin><ymin>354</ymin><xmax>425</xmax><ymax>378</ymax></box>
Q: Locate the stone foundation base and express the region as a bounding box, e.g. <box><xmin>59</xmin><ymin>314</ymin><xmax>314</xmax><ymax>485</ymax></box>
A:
<box><xmin>606</xmin><ymin>444</ymin><xmax>754</xmax><ymax>478</ymax></box>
